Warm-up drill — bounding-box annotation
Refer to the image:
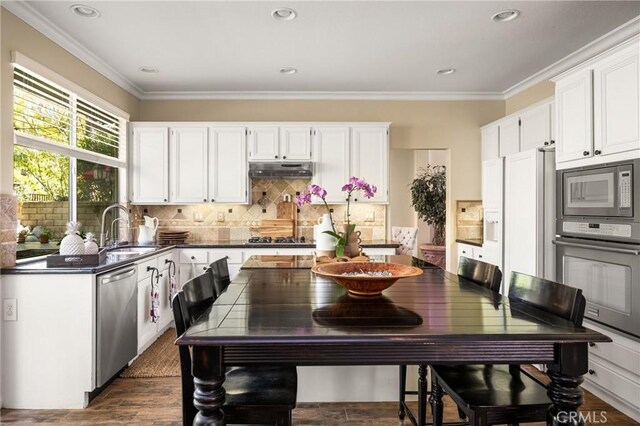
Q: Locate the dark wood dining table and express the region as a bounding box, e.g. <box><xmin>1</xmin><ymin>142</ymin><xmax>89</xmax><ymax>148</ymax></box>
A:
<box><xmin>176</xmin><ymin>255</ymin><xmax>610</xmax><ymax>426</ymax></box>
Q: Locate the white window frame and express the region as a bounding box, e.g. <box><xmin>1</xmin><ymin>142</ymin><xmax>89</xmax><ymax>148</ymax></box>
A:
<box><xmin>11</xmin><ymin>53</ymin><xmax>129</xmax><ymax>224</ymax></box>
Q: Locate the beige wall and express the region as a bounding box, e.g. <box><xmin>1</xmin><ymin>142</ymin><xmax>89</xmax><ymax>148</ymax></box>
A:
<box><xmin>140</xmin><ymin>99</ymin><xmax>505</xmax><ymax>270</ymax></box>
<box><xmin>0</xmin><ymin>10</ymin><xmax>140</xmax><ymax>194</ymax></box>
<box><xmin>505</xmin><ymin>81</ymin><xmax>555</xmax><ymax>115</ymax></box>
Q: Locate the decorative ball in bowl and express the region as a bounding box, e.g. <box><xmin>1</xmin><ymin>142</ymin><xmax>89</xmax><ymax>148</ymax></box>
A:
<box><xmin>311</xmin><ymin>262</ymin><xmax>424</xmax><ymax>296</ymax></box>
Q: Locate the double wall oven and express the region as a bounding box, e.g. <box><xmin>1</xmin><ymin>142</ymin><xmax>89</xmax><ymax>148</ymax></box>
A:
<box><xmin>555</xmin><ymin>159</ymin><xmax>640</xmax><ymax>338</ymax></box>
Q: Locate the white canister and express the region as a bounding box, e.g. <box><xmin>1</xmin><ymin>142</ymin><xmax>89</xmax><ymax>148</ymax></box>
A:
<box><xmin>315</xmin><ymin>214</ymin><xmax>337</xmax><ymax>251</ymax></box>
<box><xmin>84</xmin><ymin>232</ymin><xmax>99</xmax><ymax>254</ymax></box>
<box><xmin>59</xmin><ymin>222</ymin><xmax>85</xmax><ymax>255</ymax></box>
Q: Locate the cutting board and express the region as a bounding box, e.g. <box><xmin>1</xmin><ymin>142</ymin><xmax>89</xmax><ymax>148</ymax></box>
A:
<box><xmin>259</xmin><ymin>219</ymin><xmax>295</xmax><ymax>238</ymax></box>
<box><xmin>277</xmin><ymin>201</ymin><xmax>297</xmax><ymax>237</ymax></box>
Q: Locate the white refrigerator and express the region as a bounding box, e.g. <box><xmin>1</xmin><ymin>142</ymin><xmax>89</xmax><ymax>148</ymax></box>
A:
<box><xmin>503</xmin><ymin>148</ymin><xmax>556</xmax><ymax>294</ymax></box>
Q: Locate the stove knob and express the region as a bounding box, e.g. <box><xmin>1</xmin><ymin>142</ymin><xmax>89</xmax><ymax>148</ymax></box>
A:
<box><xmin>300</xmin><ymin>236</ymin><xmax>306</xmax><ymax>243</ymax></box>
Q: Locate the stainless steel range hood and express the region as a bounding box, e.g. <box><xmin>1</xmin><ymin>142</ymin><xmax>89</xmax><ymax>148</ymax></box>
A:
<box><xmin>249</xmin><ymin>162</ymin><xmax>314</xmax><ymax>179</ymax></box>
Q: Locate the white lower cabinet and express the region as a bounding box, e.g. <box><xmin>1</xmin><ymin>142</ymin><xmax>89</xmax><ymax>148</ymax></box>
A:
<box><xmin>136</xmin><ymin>251</ymin><xmax>177</xmax><ymax>354</ymax></box>
<box><xmin>582</xmin><ymin>321</ymin><xmax>640</xmax><ymax>422</ymax></box>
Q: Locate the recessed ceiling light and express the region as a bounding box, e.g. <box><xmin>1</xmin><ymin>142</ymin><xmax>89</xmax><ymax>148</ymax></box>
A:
<box><xmin>271</xmin><ymin>8</ymin><xmax>297</xmax><ymax>21</ymax></box>
<box><xmin>491</xmin><ymin>9</ymin><xmax>520</xmax><ymax>23</ymax></box>
<box><xmin>70</xmin><ymin>4</ymin><xmax>101</xmax><ymax>19</ymax></box>
<box><xmin>139</xmin><ymin>66</ymin><xmax>159</xmax><ymax>74</ymax></box>
<box><xmin>436</xmin><ymin>68</ymin><xmax>456</xmax><ymax>75</ymax></box>
<box><xmin>279</xmin><ymin>67</ymin><xmax>297</xmax><ymax>75</ymax></box>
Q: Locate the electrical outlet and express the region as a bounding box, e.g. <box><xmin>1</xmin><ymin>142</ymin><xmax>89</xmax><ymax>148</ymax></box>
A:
<box><xmin>217</xmin><ymin>212</ymin><xmax>225</xmax><ymax>222</ymax></box>
<box><xmin>365</xmin><ymin>212</ymin><xmax>375</xmax><ymax>222</ymax></box>
<box><xmin>4</xmin><ymin>298</ymin><xmax>17</xmax><ymax>321</ymax></box>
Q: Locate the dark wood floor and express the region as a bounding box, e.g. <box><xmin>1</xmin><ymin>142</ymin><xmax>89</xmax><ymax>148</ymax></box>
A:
<box><xmin>1</xmin><ymin>374</ymin><xmax>636</xmax><ymax>425</ymax></box>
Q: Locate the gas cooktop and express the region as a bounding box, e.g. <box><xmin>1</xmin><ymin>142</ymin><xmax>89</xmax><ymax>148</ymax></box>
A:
<box><xmin>247</xmin><ymin>236</ymin><xmax>306</xmax><ymax>244</ymax></box>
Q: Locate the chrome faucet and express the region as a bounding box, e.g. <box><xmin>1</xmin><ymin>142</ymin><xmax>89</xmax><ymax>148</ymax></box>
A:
<box><xmin>100</xmin><ymin>204</ymin><xmax>130</xmax><ymax>247</ymax></box>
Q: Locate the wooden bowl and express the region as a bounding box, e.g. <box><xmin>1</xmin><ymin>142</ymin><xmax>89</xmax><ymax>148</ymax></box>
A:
<box><xmin>311</xmin><ymin>262</ymin><xmax>423</xmax><ymax>296</ymax></box>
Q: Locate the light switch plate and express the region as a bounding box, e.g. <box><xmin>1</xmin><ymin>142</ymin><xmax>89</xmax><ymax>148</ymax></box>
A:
<box><xmin>3</xmin><ymin>298</ymin><xmax>17</xmax><ymax>321</ymax></box>
<box><xmin>217</xmin><ymin>212</ymin><xmax>225</xmax><ymax>222</ymax></box>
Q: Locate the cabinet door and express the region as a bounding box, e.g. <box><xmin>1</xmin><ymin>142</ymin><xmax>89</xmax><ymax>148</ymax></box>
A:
<box><xmin>131</xmin><ymin>127</ymin><xmax>169</xmax><ymax>203</ymax></box>
<box><xmin>137</xmin><ymin>278</ymin><xmax>157</xmax><ymax>353</ymax></box>
<box><xmin>556</xmin><ymin>70</ymin><xmax>593</xmax><ymax>163</ymax></box>
<box><xmin>281</xmin><ymin>126</ymin><xmax>312</xmax><ymax>160</ymax></box>
<box><xmin>482</xmin><ymin>158</ymin><xmax>503</xmax><ymax>211</ymax></box>
<box><xmin>248</xmin><ymin>126</ymin><xmax>279</xmax><ymax>160</ymax></box>
<box><xmin>350</xmin><ymin>126</ymin><xmax>389</xmax><ymax>204</ymax></box>
<box><xmin>594</xmin><ymin>43</ymin><xmax>640</xmax><ymax>157</ymax></box>
<box><xmin>170</xmin><ymin>127</ymin><xmax>208</xmax><ymax>203</ymax></box>
<box><xmin>481</xmin><ymin>125</ymin><xmax>500</xmax><ymax>161</ymax></box>
<box><xmin>209</xmin><ymin>127</ymin><xmax>248</xmax><ymax>203</ymax></box>
<box><xmin>157</xmin><ymin>268</ymin><xmax>173</xmax><ymax>330</ymax></box>
<box><xmin>498</xmin><ymin>117</ymin><xmax>520</xmax><ymax>157</ymax></box>
<box><xmin>312</xmin><ymin>127</ymin><xmax>350</xmax><ymax>204</ymax></box>
<box><xmin>520</xmin><ymin>102</ymin><xmax>553</xmax><ymax>151</ymax></box>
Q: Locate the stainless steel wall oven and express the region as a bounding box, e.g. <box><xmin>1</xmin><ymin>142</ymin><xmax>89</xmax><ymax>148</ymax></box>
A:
<box><xmin>556</xmin><ymin>159</ymin><xmax>640</xmax><ymax>338</ymax></box>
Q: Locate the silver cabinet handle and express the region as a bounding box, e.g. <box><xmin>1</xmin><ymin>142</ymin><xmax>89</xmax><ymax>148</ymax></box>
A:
<box><xmin>100</xmin><ymin>268</ymin><xmax>137</xmax><ymax>284</ymax></box>
<box><xmin>553</xmin><ymin>239</ymin><xmax>640</xmax><ymax>255</ymax></box>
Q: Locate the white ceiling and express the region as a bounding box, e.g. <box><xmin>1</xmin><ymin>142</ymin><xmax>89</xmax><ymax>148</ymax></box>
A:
<box><xmin>8</xmin><ymin>1</ymin><xmax>640</xmax><ymax>98</ymax></box>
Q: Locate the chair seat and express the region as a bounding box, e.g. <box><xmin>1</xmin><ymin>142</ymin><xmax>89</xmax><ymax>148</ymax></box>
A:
<box><xmin>224</xmin><ymin>366</ymin><xmax>298</xmax><ymax>409</ymax></box>
<box><xmin>431</xmin><ymin>365</ymin><xmax>550</xmax><ymax>410</ymax></box>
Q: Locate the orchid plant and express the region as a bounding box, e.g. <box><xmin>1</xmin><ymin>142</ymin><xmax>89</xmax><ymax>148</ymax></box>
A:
<box><xmin>296</xmin><ymin>177</ymin><xmax>377</xmax><ymax>257</ymax></box>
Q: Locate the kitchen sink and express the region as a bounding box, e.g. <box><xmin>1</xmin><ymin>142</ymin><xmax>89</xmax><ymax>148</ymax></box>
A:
<box><xmin>108</xmin><ymin>246</ymin><xmax>159</xmax><ymax>255</ymax></box>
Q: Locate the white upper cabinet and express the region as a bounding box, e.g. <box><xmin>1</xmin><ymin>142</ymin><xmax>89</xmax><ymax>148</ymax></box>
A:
<box><xmin>481</xmin><ymin>125</ymin><xmax>500</xmax><ymax>161</ymax></box>
<box><xmin>208</xmin><ymin>127</ymin><xmax>248</xmax><ymax>203</ymax></box>
<box><xmin>555</xmin><ymin>37</ymin><xmax>640</xmax><ymax>168</ymax></box>
<box><xmin>498</xmin><ymin>117</ymin><xmax>520</xmax><ymax>157</ymax></box>
<box><xmin>248</xmin><ymin>126</ymin><xmax>279</xmax><ymax>160</ymax></box>
<box><xmin>555</xmin><ymin>70</ymin><xmax>594</xmax><ymax>163</ymax></box>
<box><xmin>520</xmin><ymin>102</ymin><xmax>553</xmax><ymax>151</ymax></box>
<box><xmin>130</xmin><ymin>126</ymin><xmax>169</xmax><ymax>203</ymax></box>
<box><xmin>482</xmin><ymin>158</ymin><xmax>503</xmax><ymax>212</ymax></box>
<box><xmin>593</xmin><ymin>42</ymin><xmax>640</xmax><ymax>157</ymax></box>
<box><xmin>350</xmin><ymin>126</ymin><xmax>389</xmax><ymax>203</ymax></box>
<box><xmin>170</xmin><ymin>127</ymin><xmax>209</xmax><ymax>203</ymax></box>
<box><xmin>312</xmin><ymin>127</ymin><xmax>351</xmax><ymax>204</ymax></box>
<box><xmin>281</xmin><ymin>126</ymin><xmax>312</xmax><ymax>160</ymax></box>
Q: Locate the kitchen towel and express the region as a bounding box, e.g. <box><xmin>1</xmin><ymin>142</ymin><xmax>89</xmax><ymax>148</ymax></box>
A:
<box><xmin>150</xmin><ymin>272</ymin><xmax>160</xmax><ymax>323</ymax></box>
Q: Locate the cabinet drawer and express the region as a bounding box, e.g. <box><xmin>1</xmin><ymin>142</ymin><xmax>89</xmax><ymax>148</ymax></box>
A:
<box><xmin>137</xmin><ymin>256</ymin><xmax>158</xmax><ymax>282</ymax></box>
<box><xmin>457</xmin><ymin>244</ymin><xmax>474</xmax><ymax>259</ymax></box>
<box><xmin>473</xmin><ymin>247</ymin><xmax>485</xmax><ymax>261</ymax></box>
<box><xmin>180</xmin><ymin>249</ymin><xmax>208</xmax><ymax>264</ymax></box>
<box><xmin>586</xmin><ymin>355</ymin><xmax>640</xmax><ymax>408</ymax></box>
<box><xmin>210</xmin><ymin>250</ymin><xmax>243</xmax><ymax>265</ymax></box>
<box><xmin>158</xmin><ymin>251</ymin><xmax>175</xmax><ymax>271</ymax></box>
<box><xmin>586</xmin><ymin>323</ymin><xmax>640</xmax><ymax>376</ymax></box>
<box><xmin>179</xmin><ymin>263</ymin><xmax>208</xmax><ymax>286</ymax></box>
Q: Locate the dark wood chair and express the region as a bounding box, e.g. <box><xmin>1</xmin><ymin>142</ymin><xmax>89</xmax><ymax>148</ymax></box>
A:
<box><xmin>429</xmin><ymin>271</ymin><xmax>587</xmax><ymax>426</ymax></box>
<box><xmin>399</xmin><ymin>256</ymin><xmax>503</xmax><ymax>425</ymax></box>
<box><xmin>207</xmin><ymin>256</ymin><xmax>231</xmax><ymax>298</ymax></box>
<box><xmin>173</xmin><ymin>272</ymin><xmax>298</xmax><ymax>426</ymax></box>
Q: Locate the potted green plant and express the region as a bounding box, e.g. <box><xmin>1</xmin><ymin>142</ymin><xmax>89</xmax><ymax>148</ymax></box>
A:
<box><xmin>410</xmin><ymin>165</ymin><xmax>446</xmax><ymax>246</ymax></box>
<box><xmin>39</xmin><ymin>229</ymin><xmax>50</xmax><ymax>244</ymax></box>
<box><xmin>17</xmin><ymin>229</ymin><xmax>28</xmax><ymax>244</ymax></box>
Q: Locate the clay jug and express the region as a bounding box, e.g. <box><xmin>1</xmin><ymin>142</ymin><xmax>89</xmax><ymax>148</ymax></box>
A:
<box><xmin>342</xmin><ymin>225</ymin><xmax>362</xmax><ymax>258</ymax></box>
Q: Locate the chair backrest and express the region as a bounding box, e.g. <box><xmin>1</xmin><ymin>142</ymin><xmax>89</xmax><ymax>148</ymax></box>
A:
<box><xmin>509</xmin><ymin>271</ymin><xmax>586</xmax><ymax>326</ymax></box>
<box><xmin>208</xmin><ymin>256</ymin><xmax>231</xmax><ymax>298</ymax></box>
<box><xmin>173</xmin><ymin>271</ymin><xmax>218</xmax><ymax>426</ymax></box>
<box><xmin>391</xmin><ymin>227</ymin><xmax>418</xmax><ymax>255</ymax></box>
<box><xmin>457</xmin><ymin>256</ymin><xmax>502</xmax><ymax>293</ymax></box>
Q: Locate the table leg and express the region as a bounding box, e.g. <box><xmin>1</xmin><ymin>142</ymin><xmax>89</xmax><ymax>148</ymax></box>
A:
<box><xmin>192</xmin><ymin>346</ymin><xmax>226</xmax><ymax>426</ymax></box>
<box><xmin>546</xmin><ymin>343</ymin><xmax>587</xmax><ymax>426</ymax></box>
<box><xmin>418</xmin><ymin>365</ymin><xmax>428</xmax><ymax>426</ymax></box>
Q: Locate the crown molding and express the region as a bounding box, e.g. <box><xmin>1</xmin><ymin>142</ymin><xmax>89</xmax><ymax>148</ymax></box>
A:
<box><xmin>139</xmin><ymin>91</ymin><xmax>505</xmax><ymax>101</ymax></box>
<box><xmin>503</xmin><ymin>15</ymin><xmax>640</xmax><ymax>99</ymax></box>
<box><xmin>2</xmin><ymin>1</ymin><xmax>145</xmax><ymax>99</ymax></box>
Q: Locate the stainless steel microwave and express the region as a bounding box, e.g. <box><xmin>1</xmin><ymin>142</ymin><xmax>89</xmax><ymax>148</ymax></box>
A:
<box><xmin>557</xmin><ymin>159</ymin><xmax>639</xmax><ymax>219</ymax></box>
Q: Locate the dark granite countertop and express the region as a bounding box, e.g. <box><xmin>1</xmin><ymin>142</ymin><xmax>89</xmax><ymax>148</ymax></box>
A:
<box><xmin>175</xmin><ymin>240</ymin><xmax>400</xmax><ymax>249</ymax></box>
<box><xmin>241</xmin><ymin>254</ymin><xmax>439</xmax><ymax>270</ymax></box>
<box><xmin>455</xmin><ymin>238</ymin><xmax>483</xmax><ymax>248</ymax></box>
<box><xmin>1</xmin><ymin>245</ymin><xmax>175</xmax><ymax>275</ymax></box>
<box><xmin>1</xmin><ymin>240</ymin><xmax>399</xmax><ymax>274</ymax></box>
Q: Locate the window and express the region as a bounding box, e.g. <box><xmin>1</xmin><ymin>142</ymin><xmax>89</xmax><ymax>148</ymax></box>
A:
<box><xmin>13</xmin><ymin>65</ymin><xmax>127</xmax><ymax>259</ymax></box>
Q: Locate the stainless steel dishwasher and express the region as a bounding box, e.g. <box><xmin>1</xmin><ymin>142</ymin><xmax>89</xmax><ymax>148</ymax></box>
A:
<box><xmin>96</xmin><ymin>265</ymin><xmax>138</xmax><ymax>387</ymax></box>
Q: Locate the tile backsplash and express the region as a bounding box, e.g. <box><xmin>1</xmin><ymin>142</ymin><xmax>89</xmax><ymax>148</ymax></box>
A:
<box><xmin>456</xmin><ymin>200</ymin><xmax>483</xmax><ymax>241</ymax></box>
<box><xmin>131</xmin><ymin>179</ymin><xmax>386</xmax><ymax>243</ymax></box>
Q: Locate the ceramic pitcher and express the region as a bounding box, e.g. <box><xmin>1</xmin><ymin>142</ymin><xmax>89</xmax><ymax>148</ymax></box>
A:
<box><xmin>342</xmin><ymin>225</ymin><xmax>362</xmax><ymax>258</ymax></box>
<box><xmin>138</xmin><ymin>225</ymin><xmax>154</xmax><ymax>244</ymax></box>
<box><xmin>316</xmin><ymin>214</ymin><xmax>337</xmax><ymax>251</ymax></box>
<box><xmin>143</xmin><ymin>216</ymin><xmax>159</xmax><ymax>237</ymax></box>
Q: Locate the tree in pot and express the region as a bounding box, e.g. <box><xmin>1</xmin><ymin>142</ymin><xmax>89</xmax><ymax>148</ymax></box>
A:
<box><xmin>410</xmin><ymin>165</ymin><xmax>446</xmax><ymax>246</ymax></box>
